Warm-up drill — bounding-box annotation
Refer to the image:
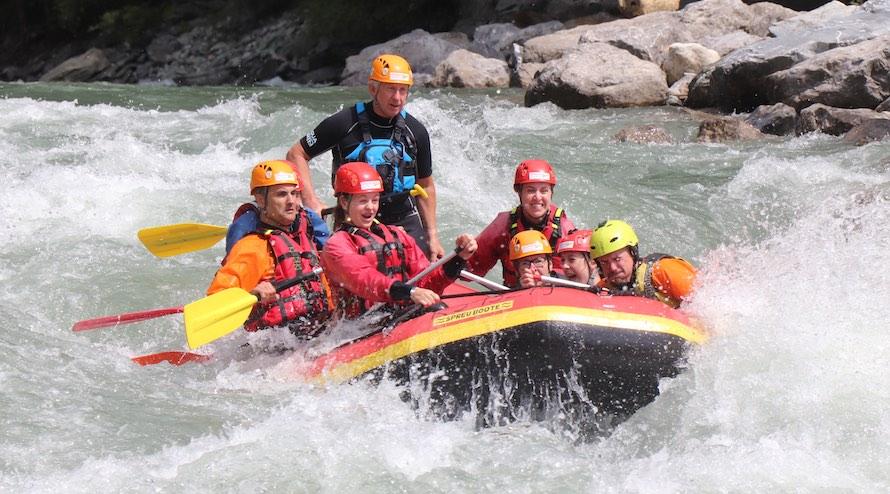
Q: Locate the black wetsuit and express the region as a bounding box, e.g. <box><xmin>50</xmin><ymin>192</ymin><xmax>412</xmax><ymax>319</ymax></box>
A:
<box><xmin>299</xmin><ymin>102</ymin><xmax>433</xmax><ymax>255</ymax></box>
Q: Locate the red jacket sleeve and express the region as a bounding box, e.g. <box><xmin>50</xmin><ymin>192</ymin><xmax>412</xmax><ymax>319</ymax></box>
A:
<box><xmin>466</xmin><ymin>211</ymin><xmax>511</xmax><ymax>278</ymax></box>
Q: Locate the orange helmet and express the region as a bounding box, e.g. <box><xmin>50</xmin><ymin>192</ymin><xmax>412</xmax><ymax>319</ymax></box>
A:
<box><xmin>556</xmin><ymin>229</ymin><xmax>592</xmax><ymax>255</ymax></box>
<box><xmin>508</xmin><ymin>230</ymin><xmax>553</xmax><ymax>261</ymax></box>
<box><xmin>513</xmin><ymin>159</ymin><xmax>557</xmax><ymax>190</ymax></box>
<box><xmin>369</xmin><ymin>54</ymin><xmax>413</xmax><ymax>86</ymax></box>
<box><xmin>334</xmin><ymin>162</ymin><xmax>385</xmax><ymax>195</ymax></box>
<box><xmin>250</xmin><ymin>160</ymin><xmax>300</xmax><ymax>194</ymax></box>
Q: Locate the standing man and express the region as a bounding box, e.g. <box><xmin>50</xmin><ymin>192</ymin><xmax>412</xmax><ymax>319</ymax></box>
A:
<box><xmin>286</xmin><ymin>54</ymin><xmax>445</xmax><ymax>259</ymax></box>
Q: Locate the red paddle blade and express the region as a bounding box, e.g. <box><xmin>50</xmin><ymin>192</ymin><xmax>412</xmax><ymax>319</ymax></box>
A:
<box><xmin>72</xmin><ymin>306</ymin><xmax>184</xmax><ymax>332</ymax></box>
<box><xmin>131</xmin><ymin>351</ymin><xmax>211</xmax><ymax>366</ymax></box>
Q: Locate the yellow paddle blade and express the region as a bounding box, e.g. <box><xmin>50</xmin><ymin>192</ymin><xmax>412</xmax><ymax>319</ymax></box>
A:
<box><xmin>137</xmin><ymin>223</ymin><xmax>227</xmax><ymax>258</ymax></box>
<box><xmin>184</xmin><ymin>288</ymin><xmax>258</xmax><ymax>349</ymax></box>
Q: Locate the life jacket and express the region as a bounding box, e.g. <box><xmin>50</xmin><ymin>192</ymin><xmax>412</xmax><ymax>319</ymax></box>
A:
<box><xmin>610</xmin><ymin>253</ymin><xmax>680</xmax><ymax>308</ymax></box>
<box><xmin>244</xmin><ymin>214</ymin><xmax>333</xmax><ymax>336</ymax></box>
<box><xmin>342</xmin><ymin>101</ymin><xmax>417</xmax><ymax>195</ymax></box>
<box><xmin>337</xmin><ymin>221</ymin><xmax>410</xmax><ymax>318</ymax></box>
<box><xmin>224</xmin><ymin>203</ymin><xmax>319</xmax><ymax>263</ymax></box>
<box><xmin>503</xmin><ymin>205</ymin><xmax>565</xmax><ymax>285</ymax></box>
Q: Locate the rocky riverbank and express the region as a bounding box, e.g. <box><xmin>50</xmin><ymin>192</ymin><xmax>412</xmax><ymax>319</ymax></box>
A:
<box><xmin>6</xmin><ymin>0</ymin><xmax>889</xmax><ymax>143</ymax></box>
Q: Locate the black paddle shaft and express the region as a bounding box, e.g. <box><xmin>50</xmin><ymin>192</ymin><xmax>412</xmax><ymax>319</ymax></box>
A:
<box><xmin>272</xmin><ymin>267</ymin><xmax>323</xmax><ymax>292</ymax></box>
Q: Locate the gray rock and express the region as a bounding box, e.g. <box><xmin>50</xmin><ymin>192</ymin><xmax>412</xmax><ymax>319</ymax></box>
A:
<box><xmin>613</xmin><ymin>125</ymin><xmax>673</xmax><ymax>143</ymax></box>
<box><xmin>701</xmin><ymin>30</ymin><xmax>763</xmax><ymax>56</ymax></box>
<box><xmin>745</xmin><ymin>2</ymin><xmax>799</xmax><ymax>37</ymax></box>
<box><xmin>580</xmin><ymin>11</ymin><xmax>690</xmax><ymax>65</ymax></box>
<box><xmin>877</xmin><ymin>97</ymin><xmax>890</xmax><ymax>112</ymax></box>
<box><xmin>797</xmin><ymin>103</ymin><xmax>890</xmax><ymax>135</ymax></box>
<box><xmin>843</xmin><ymin>118</ymin><xmax>890</xmax><ymax>145</ymax></box>
<box><xmin>514</xmin><ymin>62</ymin><xmax>545</xmax><ymax>88</ymax></box>
<box><xmin>768</xmin><ymin>1</ymin><xmax>855</xmax><ymax>38</ymax></box>
<box><xmin>697</xmin><ymin>117</ymin><xmax>764</xmax><ymax>142</ymax></box>
<box><xmin>432</xmin><ymin>49</ymin><xmax>510</xmax><ymax>88</ymax></box>
<box><xmin>687</xmin><ymin>2</ymin><xmax>890</xmax><ymax>112</ymax></box>
<box><xmin>765</xmin><ymin>35</ymin><xmax>890</xmax><ymax>111</ymax></box>
<box><xmin>666</xmin><ymin>71</ymin><xmax>696</xmax><ymax>105</ymax></box>
<box><xmin>522</xmin><ymin>25</ymin><xmax>598</xmax><ymax>63</ymax></box>
<box><xmin>340</xmin><ymin>29</ymin><xmax>466</xmax><ymax>86</ymax></box>
<box><xmin>40</xmin><ymin>48</ymin><xmax>110</xmax><ymax>82</ymax></box>
<box><xmin>525</xmin><ymin>42</ymin><xmax>668</xmax><ymax>109</ymax></box>
<box><xmin>146</xmin><ymin>34</ymin><xmax>182</xmax><ymax>63</ymax></box>
<box><xmin>663</xmin><ymin>43</ymin><xmax>720</xmax><ymax>85</ymax></box>
<box><xmin>472</xmin><ymin>21</ymin><xmax>565</xmax><ymax>59</ymax></box>
<box><xmin>745</xmin><ymin>103</ymin><xmax>797</xmax><ymax>135</ymax></box>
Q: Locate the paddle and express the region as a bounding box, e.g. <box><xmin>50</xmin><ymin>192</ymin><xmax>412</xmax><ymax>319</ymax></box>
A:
<box><xmin>138</xmin><ymin>223</ymin><xmax>228</xmax><ymax>258</ymax></box>
<box><xmin>459</xmin><ymin>270</ymin><xmax>509</xmax><ymax>291</ymax></box>
<box><xmin>363</xmin><ymin>246</ymin><xmax>462</xmax><ymax>316</ymax></box>
<box><xmin>131</xmin><ymin>351</ymin><xmax>211</xmax><ymax>366</ymax></box>
<box><xmin>536</xmin><ymin>274</ymin><xmax>598</xmax><ymax>290</ymax></box>
<box><xmin>184</xmin><ymin>267</ymin><xmax>323</xmax><ymax>349</ymax></box>
<box><xmin>72</xmin><ymin>306</ymin><xmax>184</xmax><ymax>332</ymax></box>
<box><xmin>320</xmin><ymin>183</ymin><xmax>428</xmax><ymax>217</ymax></box>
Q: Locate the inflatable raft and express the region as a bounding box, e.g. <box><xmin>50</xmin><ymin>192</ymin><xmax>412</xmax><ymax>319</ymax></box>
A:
<box><xmin>300</xmin><ymin>285</ymin><xmax>706</xmax><ymax>431</ymax></box>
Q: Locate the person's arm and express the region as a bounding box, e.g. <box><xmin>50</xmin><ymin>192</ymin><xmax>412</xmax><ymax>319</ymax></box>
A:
<box><xmin>286</xmin><ymin>107</ymin><xmax>356</xmax><ymax>214</ymax></box>
<box><xmin>415</xmin><ymin>176</ymin><xmax>444</xmax><ymax>259</ymax></box>
<box><xmin>465</xmin><ymin>212</ymin><xmax>508</xmax><ymax>278</ymax></box>
<box><xmin>207</xmin><ymin>236</ymin><xmax>272</xmax><ymax>295</ymax></box>
<box><xmin>286</xmin><ymin>144</ymin><xmax>325</xmax><ymax>214</ymax></box>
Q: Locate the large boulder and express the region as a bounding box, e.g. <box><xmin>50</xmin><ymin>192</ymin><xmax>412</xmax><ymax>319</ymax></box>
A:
<box><xmin>522</xmin><ymin>25</ymin><xmax>598</xmax><ymax>63</ymax></box>
<box><xmin>843</xmin><ymin>118</ymin><xmax>890</xmax><ymax>145</ymax></box>
<box><xmin>579</xmin><ymin>11</ymin><xmax>690</xmax><ymax>66</ymax></box>
<box><xmin>746</xmin><ymin>2</ymin><xmax>799</xmax><ymax>37</ymax></box>
<box><xmin>472</xmin><ymin>21</ymin><xmax>565</xmax><ymax>60</ymax></box>
<box><xmin>687</xmin><ymin>1</ymin><xmax>890</xmax><ymax>112</ymax></box>
<box><xmin>745</xmin><ymin>103</ymin><xmax>797</xmax><ymax>136</ymax></box>
<box><xmin>515</xmin><ymin>62</ymin><xmax>545</xmax><ymax>88</ymax></box>
<box><xmin>340</xmin><ymin>29</ymin><xmax>468</xmax><ymax>86</ymax></box>
<box><xmin>525</xmin><ymin>42</ymin><xmax>668</xmax><ymax>108</ymax></box>
<box><xmin>662</xmin><ymin>42</ymin><xmax>720</xmax><ymax>85</ymax></box>
<box><xmin>797</xmin><ymin>104</ymin><xmax>890</xmax><ymax>135</ymax></box>
<box><xmin>768</xmin><ymin>1</ymin><xmax>856</xmax><ymax>38</ymax></box>
<box><xmin>765</xmin><ymin>35</ymin><xmax>890</xmax><ymax>111</ymax></box>
<box><xmin>877</xmin><ymin>97</ymin><xmax>890</xmax><ymax>112</ymax></box>
<box><xmin>431</xmin><ymin>49</ymin><xmax>510</xmax><ymax>88</ymax></box>
<box><xmin>701</xmin><ymin>30</ymin><xmax>763</xmax><ymax>56</ymax></box>
<box><xmin>40</xmin><ymin>48</ymin><xmax>110</xmax><ymax>82</ymax></box>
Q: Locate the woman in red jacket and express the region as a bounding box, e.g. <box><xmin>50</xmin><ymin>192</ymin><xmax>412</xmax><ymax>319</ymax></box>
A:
<box><xmin>466</xmin><ymin>159</ymin><xmax>576</xmax><ymax>287</ymax></box>
<box><xmin>322</xmin><ymin>162</ymin><xmax>477</xmax><ymax>319</ymax></box>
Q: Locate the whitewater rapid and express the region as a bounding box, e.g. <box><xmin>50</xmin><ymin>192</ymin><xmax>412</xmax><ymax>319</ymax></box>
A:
<box><xmin>1</xmin><ymin>82</ymin><xmax>888</xmax><ymax>492</ymax></box>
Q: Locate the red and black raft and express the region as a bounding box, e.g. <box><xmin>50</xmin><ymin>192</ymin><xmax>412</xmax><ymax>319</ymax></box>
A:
<box><xmin>299</xmin><ymin>285</ymin><xmax>707</xmax><ymax>429</ymax></box>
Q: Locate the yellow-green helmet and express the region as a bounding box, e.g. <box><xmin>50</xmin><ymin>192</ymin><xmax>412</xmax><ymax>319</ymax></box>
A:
<box><xmin>590</xmin><ymin>220</ymin><xmax>639</xmax><ymax>258</ymax></box>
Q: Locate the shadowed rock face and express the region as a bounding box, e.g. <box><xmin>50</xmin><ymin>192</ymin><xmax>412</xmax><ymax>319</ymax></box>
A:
<box><xmin>745</xmin><ymin>103</ymin><xmax>797</xmax><ymax>136</ymax></box>
<box><xmin>797</xmin><ymin>104</ymin><xmax>890</xmax><ymax>135</ymax></box>
<box><xmin>843</xmin><ymin>118</ymin><xmax>890</xmax><ymax>145</ymax></box>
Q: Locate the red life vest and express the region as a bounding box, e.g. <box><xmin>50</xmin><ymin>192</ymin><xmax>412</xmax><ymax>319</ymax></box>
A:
<box><xmin>503</xmin><ymin>204</ymin><xmax>565</xmax><ymax>286</ymax></box>
<box><xmin>337</xmin><ymin>222</ymin><xmax>410</xmax><ymax>318</ymax></box>
<box><xmin>245</xmin><ymin>212</ymin><xmax>333</xmax><ymax>336</ymax></box>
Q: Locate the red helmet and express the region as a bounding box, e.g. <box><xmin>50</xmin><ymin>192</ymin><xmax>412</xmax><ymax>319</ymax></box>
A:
<box><xmin>556</xmin><ymin>229</ymin><xmax>592</xmax><ymax>255</ymax></box>
<box><xmin>334</xmin><ymin>162</ymin><xmax>384</xmax><ymax>195</ymax></box>
<box><xmin>514</xmin><ymin>159</ymin><xmax>557</xmax><ymax>190</ymax></box>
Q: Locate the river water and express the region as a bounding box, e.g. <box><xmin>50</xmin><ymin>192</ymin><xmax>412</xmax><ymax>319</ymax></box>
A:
<box><xmin>1</xmin><ymin>82</ymin><xmax>888</xmax><ymax>492</ymax></box>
